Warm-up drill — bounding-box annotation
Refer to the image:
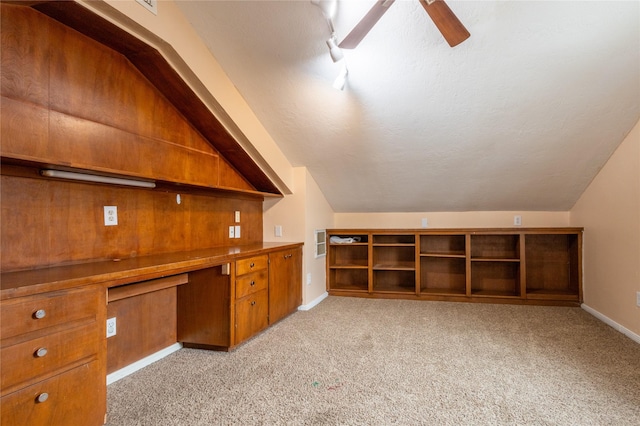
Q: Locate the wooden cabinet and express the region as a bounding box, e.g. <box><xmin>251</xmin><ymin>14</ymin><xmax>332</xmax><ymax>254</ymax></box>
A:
<box><xmin>178</xmin><ymin>244</ymin><xmax>303</xmax><ymax>350</ymax></box>
<box><xmin>0</xmin><ymin>285</ymin><xmax>106</xmax><ymax>426</ymax></box>
<box><xmin>268</xmin><ymin>247</ymin><xmax>303</xmax><ymax>325</ymax></box>
<box><xmin>327</xmin><ymin>228</ymin><xmax>582</xmax><ymax>306</ymax></box>
<box><xmin>234</xmin><ymin>255</ymin><xmax>269</xmax><ymax>345</ymax></box>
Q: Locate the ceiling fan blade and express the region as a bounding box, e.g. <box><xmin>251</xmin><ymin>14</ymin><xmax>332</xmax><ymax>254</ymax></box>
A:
<box><xmin>419</xmin><ymin>0</ymin><xmax>470</xmax><ymax>47</ymax></box>
<box><xmin>338</xmin><ymin>0</ymin><xmax>396</xmax><ymax>49</ymax></box>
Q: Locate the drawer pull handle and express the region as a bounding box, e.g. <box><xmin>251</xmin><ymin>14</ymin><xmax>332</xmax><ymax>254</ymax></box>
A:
<box><xmin>34</xmin><ymin>309</ymin><xmax>46</xmax><ymax>319</ymax></box>
<box><xmin>35</xmin><ymin>348</ymin><xmax>48</xmax><ymax>358</ymax></box>
<box><xmin>36</xmin><ymin>393</ymin><xmax>49</xmax><ymax>403</ymax></box>
<box><xmin>250</xmin><ymin>280</ymin><xmax>255</xmax><ymax>286</ymax></box>
<box><xmin>251</xmin><ymin>301</ymin><xmax>256</xmax><ymax>306</ymax></box>
<box><xmin>250</xmin><ymin>262</ymin><xmax>255</xmax><ymax>268</ymax></box>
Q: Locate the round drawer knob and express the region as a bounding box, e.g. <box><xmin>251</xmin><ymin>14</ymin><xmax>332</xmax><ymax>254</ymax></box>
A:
<box><xmin>34</xmin><ymin>309</ymin><xmax>46</xmax><ymax>319</ymax></box>
<box><xmin>251</xmin><ymin>301</ymin><xmax>256</xmax><ymax>306</ymax></box>
<box><xmin>250</xmin><ymin>262</ymin><xmax>255</xmax><ymax>268</ymax></box>
<box><xmin>35</xmin><ymin>347</ymin><xmax>48</xmax><ymax>358</ymax></box>
<box><xmin>36</xmin><ymin>393</ymin><xmax>49</xmax><ymax>403</ymax></box>
<box><xmin>250</xmin><ymin>280</ymin><xmax>255</xmax><ymax>286</ymax></box>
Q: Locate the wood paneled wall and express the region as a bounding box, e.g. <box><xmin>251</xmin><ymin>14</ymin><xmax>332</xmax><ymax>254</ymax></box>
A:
<box><xmin>0</xmin><ymin>168</ymin><xmax>263</xmax><ymax>271</ymax></box>
<box><xmin>0</xmin><ymin>3</ymin><xmax>255</xmax><ymax>192</ymax></box>
<box><xmin>0</xmin><ymin>4</ymin><xmax>268</xmax><ymax>272</ymax></box>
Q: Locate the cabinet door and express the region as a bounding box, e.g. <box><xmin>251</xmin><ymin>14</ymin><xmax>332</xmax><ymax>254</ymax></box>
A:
<box><xmin>268</xmin><ymin>247</ymin><xmax>302</xmax><ymax>325</ymax></box>
<box><xmin>234</xmin><ymin>290</ymin><xmax>268</xmax><ymax>345</ymax></box>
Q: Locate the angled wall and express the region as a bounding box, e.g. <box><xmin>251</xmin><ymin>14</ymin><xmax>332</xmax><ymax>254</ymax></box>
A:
<box><xmin>571</xmin><ymin>119</ymin><xmax>640</xmax><ymax>339</ymax></box>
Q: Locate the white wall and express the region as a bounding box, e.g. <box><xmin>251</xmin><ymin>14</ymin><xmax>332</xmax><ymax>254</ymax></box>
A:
<box><xmin>264</xmin><ymin>167</ymin><xmax>334</xmax><ymax>306</ymax></box>
<box><xmin>335</xmin><ymin>211</ymin><xmax>569</xmax><ymax>229</ymax></box>
<box><xmin>571</xmin><ymin>119</ymin><xmax>640</xmax><ymax>338</ymax></box>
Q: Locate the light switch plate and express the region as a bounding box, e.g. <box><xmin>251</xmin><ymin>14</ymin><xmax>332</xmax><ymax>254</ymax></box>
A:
<box><xmin>275</xmin><ymin>225</ymin><xmax>283</xmax><ymax>237</ymax></box>
<box><xmin>228</xmin><ymin>226</ymin><xmax>235</xmax><ymax>238</ymax></box>
<box><xmin>234</xmin><ymin>225</ymin><xmax>241</xmax><ymax>238</ymax></box>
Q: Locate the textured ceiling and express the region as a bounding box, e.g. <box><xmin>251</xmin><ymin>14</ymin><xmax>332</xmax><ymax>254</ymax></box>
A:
<box><xmin>176</xmin><ymin>1</ymin><xmax>639</xmax><ymax>212</ymax></box>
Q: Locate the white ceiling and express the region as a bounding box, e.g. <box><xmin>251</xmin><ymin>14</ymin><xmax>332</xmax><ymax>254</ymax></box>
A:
<box><xmin>176</xmin><ymin>0</ymin><xmax>639</xmax><ymax>212</ymax></box>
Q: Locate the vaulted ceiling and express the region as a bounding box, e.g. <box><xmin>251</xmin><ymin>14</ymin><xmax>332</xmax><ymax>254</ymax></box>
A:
<box><xmin>176</xmin><ymin>1</ymin><xmax>639</xmax><ymax>212</ymax></box>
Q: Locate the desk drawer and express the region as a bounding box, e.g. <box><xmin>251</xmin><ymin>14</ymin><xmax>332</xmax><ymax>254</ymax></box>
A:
<box><xmin>236</xmin><ymin>255</ymin><xmax>268</xmax><ymax>276</ymax></box>
<box><xmin>1</xmin><ymin>360</ymin><xmax>104</xmax><ymax>426</ymax></box>
<box><xmin>235</xmin><ymin>270</ymin><xmax>268</xmax><ymax>299</ymax></box>
<box><xmin>1</xmin><ymin>323</ymin><xmax>100</xmax><ymax>394</ymax></box>
<box><xmin>1</xmin><ymin>287</ymin><xmax>99</xmax><ymax>341</ymax></box>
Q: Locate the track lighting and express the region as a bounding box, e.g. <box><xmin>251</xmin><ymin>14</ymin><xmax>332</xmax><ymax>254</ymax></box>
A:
<box><xmin>40</xmin><ymin>169</ymin><xmax>156</xmax><ymax>188</ymax></box>
<box><xmin>333</xmin><ymin>65</ymin><xmax>348</xmax><ymax>91</ymax></box>
<box><xmin>326</xmin><ymin>35</ymin><xmax>344</xmax><ymax>62</ymax></box>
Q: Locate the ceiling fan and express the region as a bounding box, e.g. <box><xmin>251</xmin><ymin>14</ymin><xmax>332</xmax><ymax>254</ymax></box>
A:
<box><xmin>339</xmin><ymin>0</ymin><xmax>470</xmax><ymax>49</ymax></box>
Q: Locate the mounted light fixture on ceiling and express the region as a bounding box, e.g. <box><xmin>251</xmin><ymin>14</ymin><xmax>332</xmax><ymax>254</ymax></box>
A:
<box><xmin>312</xmin><ymin>0</ymin><xmax>349</xmax><ymax>89</ymax></box>
<box><xmin>326</xmin><ymin>35</ymin><xmax>344</xmax><ymax>62</ymax></box>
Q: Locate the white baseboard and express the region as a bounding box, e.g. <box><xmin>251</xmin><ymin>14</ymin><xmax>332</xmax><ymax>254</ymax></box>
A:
<box><xmin>581</xmin><ymin>304</ymin><xmax>640</xmax><ymax>344</ymax></box>
<box><xmin>107</xmin><ymin>342</ymin><xmax>183</xmax><ymax>385</ymax></box>
<box><xmin>298</xmin><ymin>291</ymin><xmax>328</xmax><ymax>311</ymax></box>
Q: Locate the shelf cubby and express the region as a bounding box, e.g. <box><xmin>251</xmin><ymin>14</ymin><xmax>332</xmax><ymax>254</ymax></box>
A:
<box><xmin>420</xmin><ymin>256</ymin><xmax>466</xmax><ymax>295</ymax></box>
<box><xmin>329</xmin><ymin>268</ymin><xmax>369</xmax><ymax>292</ymax></box>
<box><xmin>329</xmin><ymin>244</ymin><xmax>368</xmax><ymax>268</ymax></box>
<box><xmin>471</xmin><ymin>234</ymin><xmax>520</xmax><ymax>260</ymax></box>
<box><xmin>373</xmin><ymin>270</ymin><xmax>416</xmax><ymax>293</ymax></box>
<box><xmin>373</xmin><ymin>244</ymin><xmax>415</xmax><ymax>270</ymax></box>
<box><xmin>470</xmin><ymin>261</ymin><xmax>521</xmax><ymax>297</ymax></box>
<box><xmin>525</xmin><ymin>233</ymin><xmax>580</xmax><ymax>300</ymax></box>
<box><xmin>420</xmin><ymin>234</ymin><xmax>466</xmax><ymax>257</ymax></box>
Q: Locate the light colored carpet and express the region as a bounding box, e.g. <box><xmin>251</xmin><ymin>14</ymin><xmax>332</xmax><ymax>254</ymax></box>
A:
<box><xmin>106</xmin><ymin>297</ymin><xmax>640</xmax><ymax>425</ymax></box>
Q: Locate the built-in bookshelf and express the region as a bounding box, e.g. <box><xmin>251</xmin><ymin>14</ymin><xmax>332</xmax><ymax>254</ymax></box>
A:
<box><xmin>327</xmin><ymin>228</ymin><xmax>583</xmax><ymax>306</ymax></box>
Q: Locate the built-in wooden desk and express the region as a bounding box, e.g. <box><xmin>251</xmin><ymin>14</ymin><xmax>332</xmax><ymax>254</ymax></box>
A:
<box><xmin>0</xmin><ymin>242</ymin><xmax>303</xmax><ymax>426</ymax></box>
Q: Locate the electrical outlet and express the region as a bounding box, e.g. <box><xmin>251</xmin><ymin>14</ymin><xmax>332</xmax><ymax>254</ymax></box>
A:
<box><xmin>421</xmin><ymin>218</ymin><xmax>428</xmax><ymax>228</ymax></box>
<box><xmin>234</xmin><ymin>211</ymin><xmax>240</xmax><ymax>223</ymax></box>
<box><xmin>306</xmin><ymin>273</ymin><xmax>312</xmax><ymax>285</ymax></box>
<box><xmin>234</xmin><ymin>225</ymin><xmax>241</xmax><ymax>238</ymax></box>
<box><xmin>636</xmin><ymin>291</ymin><xmax>640</xmax><ymax>307</ymax></box>
<box><xmin>228</xmin><ymin>226</ymin><xmax>235</xmax><ymax>238</ymax></box>
<box><xmin>104</xmin><ymin>206</ymin><xmax>118</xmax><ymax>226</ymax></box>
<box><xmin>106</xmin><ymin>317</ymin><xmax>116</xmax><ymax>338</ymax></box>
<box><xmin>514</xmin><ymin>215</ymin><xmax>522</xmax><ymax>226</ymax></box>
<box><xmin>275</xmin><ymin>225</ymin><xmax>283</xmax><ymax>237</ymax></box>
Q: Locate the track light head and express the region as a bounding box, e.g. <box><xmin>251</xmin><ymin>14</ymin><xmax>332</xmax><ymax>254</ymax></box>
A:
<box><xmin>326</xmin><ymin>36</ymin><xmax>344</xmax><ymax>62</ymax></box>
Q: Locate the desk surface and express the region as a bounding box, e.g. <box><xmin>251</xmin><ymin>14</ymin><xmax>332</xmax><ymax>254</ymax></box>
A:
<box><xmin>1</xmin><ymin>242</ymin><xmax>303</xmax><ymax>299</ymax></box>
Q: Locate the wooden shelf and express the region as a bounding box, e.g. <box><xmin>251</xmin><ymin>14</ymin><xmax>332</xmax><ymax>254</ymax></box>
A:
<box><xmin>373</xmin><ymin>262</ymin><xmax>415</xmax><ymax>270</ymax></box>
<box><xmin>421</xmin><ymin>253</ymin><xmax>466</xmax><ymax>258</ymax></box>
<box><xmin>327</xmin><ymin>228</ymin><xmax>582</xmax><ymax>306</ymax></box>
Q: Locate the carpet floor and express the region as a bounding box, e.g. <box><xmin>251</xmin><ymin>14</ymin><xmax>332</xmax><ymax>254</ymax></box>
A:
<box><xmin>106</xmin><ymin>296</ymin><xmax>640</xmax><ymax>425</ymax></box>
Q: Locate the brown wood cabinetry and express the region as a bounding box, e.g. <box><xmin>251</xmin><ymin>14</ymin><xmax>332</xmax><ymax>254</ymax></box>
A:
<box><xmin>268</xmin><ymin>247</ymin><xmax>303</xmax><ymax>325</ymax></box>
<box><xmin>327</xmin><ymin>229</ymin><xmax>583</xmax><ymax>306</ymax></box>
<box><xmin>0</xmin><ymin>285</ymin><xmax>106</xmax><ymax>426</ymax></box>
<box><xmin>178</xmin><ymin>244</ymin><xmax>303</xmax><ymax>350</ymax></box>
<box><xmin>234</xmin><ymin>255</ymin><xmax>270</xmax><ymax>345</ymax></box>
